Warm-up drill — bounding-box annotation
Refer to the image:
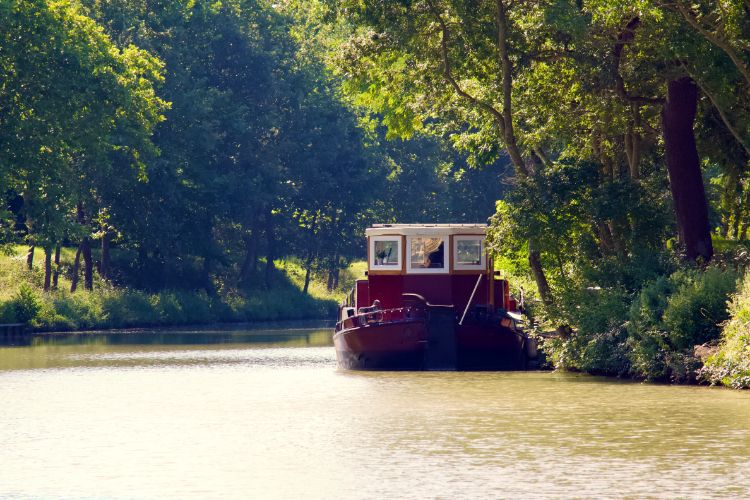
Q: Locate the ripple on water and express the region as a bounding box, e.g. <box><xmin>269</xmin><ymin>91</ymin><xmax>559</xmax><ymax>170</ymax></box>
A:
<box><xmin>1</xmin><ymin>336</ymin><xmax>749</xmax><ymax>500</ymax></box>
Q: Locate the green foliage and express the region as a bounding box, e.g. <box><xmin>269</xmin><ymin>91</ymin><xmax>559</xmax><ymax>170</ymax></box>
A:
<box><xmin>628</xmin><ymin>275</ymin><xmax>674</xmax><ymax>334</ymax></box>
<box><xmin>0</xmin><ymin>251</ymin><xmax>347</xmax><ymax>331</ymax></box>
<box><xmin>540</xmin><ymin>263</ymin><xmax>740</xmax><ymax>383</ymax></box>
<box><xmin>700</xmin><ymin>276</ymin><xmax>750</xmax><ymax>389</ymax></box>
<box><xmin>542</xmin><ymin>288</ymin><xmax>632</xmax><ymax>376</ymax></box>
<box><xmin>12</xmin><ymin>284</ymin><xmax>41</xmax><ymax>323</ymax></box>
<box><xmin>0</xmin><ymin>301</ymin><xmax>16</xmax><ymax>324</ymax></box>
<box><xmin>662</xmin><ymin>267</ymin><xmax>739</xmax><ymax>349</ymax></box>
<box><xmin>628</xmin><ymin>265</ymin><xmax>738</xmax><ymax>382</ymax></box>
<box><xmin>488</xmin><ymin>159</ymin><xmax>676</xmax><ymax>329</ymax></box>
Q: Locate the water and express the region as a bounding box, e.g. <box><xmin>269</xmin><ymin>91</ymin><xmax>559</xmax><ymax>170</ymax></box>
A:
<box><xmin>1</xmin><ymin>326</ymin><xmax>749</xmax><ymax>500</ymax></box>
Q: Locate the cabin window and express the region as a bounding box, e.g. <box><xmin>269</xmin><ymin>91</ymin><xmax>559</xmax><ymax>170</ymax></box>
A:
<box><xmin>407</xmin><ymin>236</ymin><xmax>449</xmax><ymax>273</ymax></box>
<box><xmin>370</xmin><ymin>236</ymin><xmax>401</xmax><ymax>270</ymax></box>
<box><xmin>453</xmin><ymin>235</ymin><xmax>486</xmax><ymax>270</ymax></box>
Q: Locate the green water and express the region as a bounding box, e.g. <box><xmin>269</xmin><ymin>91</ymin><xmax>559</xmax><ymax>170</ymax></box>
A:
<box><xmin>1</xmin><ymin>327</ymin><xmax>748</xmax><ymax>499</ymax></box>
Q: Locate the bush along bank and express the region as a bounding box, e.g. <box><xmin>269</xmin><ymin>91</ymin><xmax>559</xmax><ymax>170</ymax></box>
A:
<box><xmin>699</xmin><ymin>278</ymin><xmax>750</xmax><ymax>389</ymax></box>
<box><xmin>1</xmin><ymin>287</ymin><xmax>336</xmax><ymax>332</ymax></box>
<box><xmin>540</xmin><ymin>263</ymin><xmax>747</xmax><ymax>386</ymax></box>
<box><xmin>0</xmin><ymin>252</ymin><xmax>361</xmax><ymax>332</ymax></box>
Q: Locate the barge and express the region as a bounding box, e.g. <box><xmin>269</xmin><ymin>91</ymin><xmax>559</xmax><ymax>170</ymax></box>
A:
<box><xmin>334</xmin><ymin>224</ymin><xmax>538</xmax><ymax>371</ymax></box>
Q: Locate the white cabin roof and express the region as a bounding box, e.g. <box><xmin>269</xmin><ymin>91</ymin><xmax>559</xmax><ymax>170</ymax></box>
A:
<box><xmin>366</xmin><ymin>224</ymin><xmax>487</xmax><ymax>236</ymax></box>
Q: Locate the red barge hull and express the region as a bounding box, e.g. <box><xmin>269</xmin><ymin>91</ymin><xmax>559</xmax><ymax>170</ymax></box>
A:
<box><xmin>333</xmin><ymin>319</ymin><xmax>428</xmax><ymax>370</ymax></box>
<box><xmin>334</xmin><ymin>304</ymin><xmax>530</xmax><ymax>371</ymax></box>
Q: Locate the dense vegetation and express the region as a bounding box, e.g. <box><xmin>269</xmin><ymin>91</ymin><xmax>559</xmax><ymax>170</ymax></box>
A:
<box><xmin>2</xmin><ymin>0</ymin><xmax>750</xmax><ymax>387</ymax></box>
<box><xmin>701</xmin><ymin>277</ymin><xmax>750</xmax><ymax>389</ymax></box>
<box><xmin>1</xmin><ymin>0</ymin><xmax>509</xmax><ymax>327</ymax></box>
<box><xmin>0</xmin><ymin>244</ymin><xmax>366</xmax><ymax>329</ymax></box>
<box><xmin>324</xmin><ymin>0</ymin><xmax>750</xmax><ymax>387</ymax></box>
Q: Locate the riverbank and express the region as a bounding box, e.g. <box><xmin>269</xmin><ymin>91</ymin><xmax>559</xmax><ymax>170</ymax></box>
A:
<box><xmin>524</xmin><ymin>263</ymin><xmax>750</xmax><ymax>390</ymax></box>
<box><xmin>0</xmin><ymin>246</ymin><xmax>364</xmax><ymax>332</ymax></box>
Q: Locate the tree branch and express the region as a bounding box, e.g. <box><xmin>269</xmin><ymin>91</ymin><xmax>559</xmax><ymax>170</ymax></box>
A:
<box><xmin>659</xmin><ymin>0</ymin><xmax>750</xmax><ymax>83</ymax></box>
<box><xmin>495</xmin><ymin>0</ymin><xmax>528</xmax><ymax>176</ymax></box>
<box><xmin>613</xmin><ymin>17</ymin><xmax>666</xmax><ymax>105</ymax></box>
<box><xmin>693</xmin><ymin>78</ymin><xmax>750</xmax><ymax>159</ymax></box>
<box><xmin>423</xmin><ymin>0</ymin><xmax>507</xmax><ymax>131</ymax></box>
<box><xmin>673</xmin><ymin>0</ymin><xmax>750</xmax><ymax>86</ymax></box>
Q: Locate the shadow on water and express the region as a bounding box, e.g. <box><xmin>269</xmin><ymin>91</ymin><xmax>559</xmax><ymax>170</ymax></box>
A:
<box><xmin>0</xmin><ymin>320</ymin><xmax>335</xmax><ymax>348</ymax></box>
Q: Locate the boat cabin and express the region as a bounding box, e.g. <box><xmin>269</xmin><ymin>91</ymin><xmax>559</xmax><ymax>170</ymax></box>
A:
<box><xmin>350</xmin><ymin>224</ymin><xmax>513</xmax><ymax>316</ymax></box>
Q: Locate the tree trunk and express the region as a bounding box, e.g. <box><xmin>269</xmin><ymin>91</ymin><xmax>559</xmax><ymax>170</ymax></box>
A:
<box><xmin>597</xmin><ymin>223</ymin><xmax>614</xmax><ymax>254</ymax></box>
<box><xmin>528</xmin><ymin>238</ymin><xmax>552</xmax><ymax>306</ymax></box>
<box><xmin>239</xmin><ymin>236</ymin><xmax>254</xmax><ymax>283</ymax></box>
<box><xmin>250</xmin><ymin>227</ymin><xmax>260</xmax><ymax>277</ymax></box>
<box><xmin>75</xmin><ymin>204</ymin><xmax>93</xmax><ymax>291</ymax></box>
<box><xmin>26</xmin><ymin>245</ymin><xmax>34</xmax><ymax>269</ymax></box>
<box><xmin>137</xmin><ymin>246</ymin><xmax>148</xmax><ymax>289</ymax></box>
<box><xmin>43</xmin><ymin>248</ymin><xmax>52</xmax><ymax>291</ymax></box>
<box><xmin>601</xmin><ymin>103</ymin><xmax>615</xmax><ymax>182</ymax></box>
<box><xmin>495</xmin><ymin>0</ymin><xmax>528</xmax><ymax>178</ymax></box>
<box><xmin>239</xmin><ymin>219</ymin><xmax>262</xmax><ymax>283</ymax></box>
<box><xmin>740</xmin><ymin>189</ymin><xmax>750</xmax><ymax>240</ymax></box>
<box><xmin>327</xmin><ymin>270</ymin><xmax>335</xmax><ymax>292</ymax></box>
<box><xmin>532</xmin><ymin>146</ymin><xmax>553</xmax><ymax>167</ymax></box>
<box><xmin>327</xmin><ymin>253</ymin><xmax>341</xmax><ymax>291</ymax></box>
<box><xmin>303</xmin><ymin>260</ymin><xmax>314</xmax><ymax>294</ymax></box>
<box><xmin>333</xmin><ymin>267</ymin><xmax>340</xmax><ymax>291</ymax></box>
<box><xmin>202</xmin><ymin>255</ymin><xmax>212</xmax><ymax>294</ymax></box>
<box><xmin>494</xmin><ymin>0</ymin><xmax>554</xmax><ymax>304</ymax></box>
<box><xmin>732</xmin><ymin>184</ymin><xmax>745</xmax><ymax>239</ymax></box>
<box><xmin>608</xmin><ymin>222</ymin><xmax>626</xmax><ymax>253</ymax></box>
<box><xmin>24</xmin><ymin>196</ymin><xmax>34</xmax><ymax>269</ymax></box>
<box><xmin>625</xmin><ymin>103</ymin><xmax>643</xmax><ymax>180</ymax></box>
<box><xmin>302</xmin><ymin>214</ymin><xmax>319</xmax><ymax>295</ymax></box>
<box><xmin>720</xmin><ymin>175</ymin><xmax>736</xmax><ymax>238</ymax></box>
<box><xmin>327</xmin><ymin>255</ymin><xmax>339</xmax><ymax>292</ymax></box>
<box><xmin>70</xmin><ymin>244</ymin><xmax>82</xmax><ymax>293</ymax></box>
<box><xmin>661</xmin><ymin>77</ymin><xmax>714</xmax><ymax>261</ymax></box>
<box><xmin>52</xmin><ymin>246</ymin><xmax>60</xmax><ymax>289</ymax></box>
<box><xmin>264</xmin><ymin>207</ymin><xmax>276</xmax><ymax>290</ymax></box>
<box><xmin>101</xmin><ymin>232</ymin><xmax>111</xmax><ymax>280</ymax></box>
<box><xmin>82</xmin><ymin>237</ymin><xmax>93</xmax><ymax>291</ymax></box>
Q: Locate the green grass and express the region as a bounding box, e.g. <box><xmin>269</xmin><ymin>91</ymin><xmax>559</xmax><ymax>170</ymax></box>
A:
<box><xmin>0</xmin><ymin>245</ymin><xmax>366</xmax><ymax>332</ymax></box>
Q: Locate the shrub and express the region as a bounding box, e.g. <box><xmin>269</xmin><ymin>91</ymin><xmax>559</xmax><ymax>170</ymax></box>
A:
<box><xmin>13</xmin><ymin>283</ymin><xmax>41</xmax><ymax>323</ymax></box>
<box><xmin>0</xmin><ymin>300</ymin><xmax>17</xmax><ymax>323</ymax></box>
<box><xmin>700</xmin><ymin>277</ymin><xmax>750</xmax><ymax>389</ymax></box>
<box><xmin>543</xmin><ymin>264</ymin><xmax>739</xmax><ymax>384</ymax></box>
<box><xmin>627</xmin><ymin>275</ymin><xmax>674</xmax><ymax>337</ymax></box>
<box><xmin>543</xmin><ymin>286</ymin><xmax>631</xmax><ymax>376</ymax></box>
<box><xmin>663</xmin><ymin>266</ymin><xmax>738</xmax><ymax>350</ymax></box>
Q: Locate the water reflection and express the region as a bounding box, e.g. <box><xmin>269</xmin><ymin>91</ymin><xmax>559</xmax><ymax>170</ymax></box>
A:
<box><xmin>0</xmin><ymin>327</ymin><xmax>333</xmax><ymax>371</ymax></box>
<box><xmin>0</xmin><ymin>320</ymin><xmax>334</xmax><ymax>347</ymax></box>
<box><xmin>1</xmin><ymin>330</ymin><xmax>749</xmax><ymax>500</ymax></box>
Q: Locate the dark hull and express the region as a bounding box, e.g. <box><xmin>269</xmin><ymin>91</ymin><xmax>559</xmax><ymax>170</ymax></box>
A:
<box><xmin>333</xmin><ymin>317</ymin><xmax>528</xmax><ymax>371</ymax></box>
<box><xmin>333</xmin><ymin>319</ymin><xmax>429</xmax><ymax>370</ymax></box>
<box><xmin>455</xmin><ymin>321</ymin><xmax>525</xmax><ymax>370</ymax></box>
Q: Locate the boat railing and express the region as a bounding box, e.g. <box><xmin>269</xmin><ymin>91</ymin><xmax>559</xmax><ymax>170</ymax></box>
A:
<box><xmin>338</xmin><ymin>306</ymin><xmax>425</xmax><ymax>330</ymax></box>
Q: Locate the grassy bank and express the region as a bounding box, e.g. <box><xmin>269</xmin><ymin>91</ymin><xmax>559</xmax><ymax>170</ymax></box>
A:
<box><xmin>0</xmin><ymin>246</ymin><xmax>366</xmax><ymax>332</ymax></box>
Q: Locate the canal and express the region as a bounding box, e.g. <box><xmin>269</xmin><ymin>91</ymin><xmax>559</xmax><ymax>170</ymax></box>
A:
<box><xmin>1</xmin><ymin>325</ymin><xmax>749</xmax><ymax>499</ymax></box>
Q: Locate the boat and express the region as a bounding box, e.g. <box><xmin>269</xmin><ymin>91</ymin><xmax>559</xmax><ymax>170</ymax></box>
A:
<box><xmin>334</xmin><ymin>224</ymin><xmax>539</xmax><ymax>371</ymax></box>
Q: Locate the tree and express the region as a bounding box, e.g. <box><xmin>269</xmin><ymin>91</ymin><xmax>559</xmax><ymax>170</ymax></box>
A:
<box><xmin>0</xmin><ymin>0</ymin><xmax>167</xmax><ymax>290</ymax></box>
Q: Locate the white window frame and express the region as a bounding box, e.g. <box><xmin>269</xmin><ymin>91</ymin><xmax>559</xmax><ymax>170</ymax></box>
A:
<box><xmin>406</xmin><ymin>236</ymin><xmax>450</xmax><ymax>274</ymax></box>
<box><xmin>453</xmin><ymin>235</ymin><xmax>486</xmax><ymax>271</ymax></box>
<box><xmin>370</xmin><ymin>235</ymin><xmax>402</xmax><ymax>270</ymax></box>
